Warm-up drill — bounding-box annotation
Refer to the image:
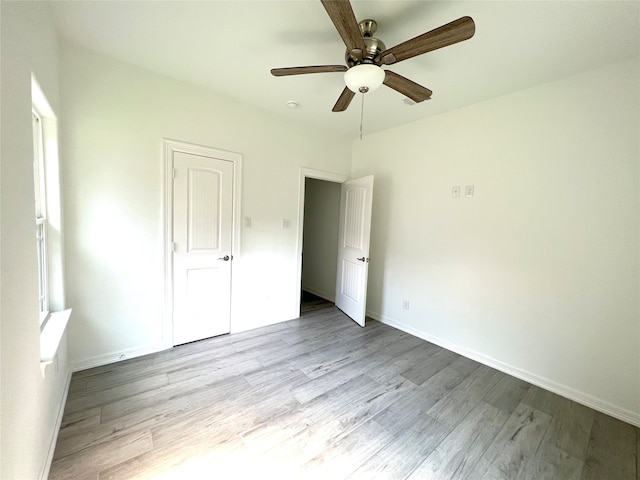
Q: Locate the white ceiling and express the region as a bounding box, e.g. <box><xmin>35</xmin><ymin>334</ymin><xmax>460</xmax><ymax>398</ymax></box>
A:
<box><xmin>51</xmin><ymin>1</ymin><xmax>640</xmax><ymax>138</ymax></box>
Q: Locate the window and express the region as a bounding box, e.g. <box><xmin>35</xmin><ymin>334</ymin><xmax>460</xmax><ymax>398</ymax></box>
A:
<box><xmin>32</xmin><ymin>109</ymin><xmax>49</xmax><ymax>324</ymax></box>
<box><xmin>32</xmin><ymin>76</ymin><xmax>72</xmax><ymax>366</ymax></box>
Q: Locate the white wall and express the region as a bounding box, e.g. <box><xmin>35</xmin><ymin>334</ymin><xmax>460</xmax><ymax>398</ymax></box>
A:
<box><xmin>0</xmin><ymin>2</ymin><xmax>71</xmax><ymax>478</ymax></box>
<box><xmin>60</xmin><ymin>43</ymin><xmax>352</xmax><ymax>369</ymax></box>
<box><xmin>302</xmin><ymin>178</ymin><xmax>342</xmax><ymax>301</ymax></box>
<box><xmin>352</xmin><ymin>57</ymin><xmax>640</xmax><ymax>424</ymax></box>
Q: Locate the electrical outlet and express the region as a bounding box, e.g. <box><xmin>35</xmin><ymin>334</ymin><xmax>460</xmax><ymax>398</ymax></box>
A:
<box><xmin>402</xmin><ymin>300</ymin><xmax>410</xmax><ymax>311</ymax></box>
<box><xmin>282</xmin><ymin>219</ymin><xmax>290</xmax><ymax>229</ymax></box>
<box><xmin>244</xmin><ymin>216</ymin><xmax>252</xmax><ymax>228</ymax></box>
<box><xmin>451</xmin><ymin>186</ymin><xmax>461</xmax><ymax>198</ymax></box>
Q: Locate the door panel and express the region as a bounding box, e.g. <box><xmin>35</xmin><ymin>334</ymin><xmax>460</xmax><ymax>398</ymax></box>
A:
<box><xmin>335</xmin><ymin>175</ymin><xmax>374</xmax><ymax>326</ymax></box>
<box><xmin>173</xmin><ymin>151</ymin><xmax>233</xmax><ymax>345</ymax></box>
<box><xmin>344</xmin><ymin>187</ymin><xmax>366</xmax><ymax>248</ymax></box>
<box><xmin>187</xmin><ymin>168</ymin><xmax>221</xmax><ymax>251</ymax></box>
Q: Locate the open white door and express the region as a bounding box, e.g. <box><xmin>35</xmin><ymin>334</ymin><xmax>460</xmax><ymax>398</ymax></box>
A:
<box><xmin>335</xmin><ymin>175</ymin><xmax>374</xmax><ymax>326</ymax></box>
<box><xmin>172</xmin><ymin>151</ymin><xmax>234</xmax><ymax>345</ymax></box>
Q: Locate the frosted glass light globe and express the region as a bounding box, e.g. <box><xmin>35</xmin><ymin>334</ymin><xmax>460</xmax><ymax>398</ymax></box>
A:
<box><xmin>344</xmin><ymin>64</ymin><xmax>385</xmax><ymax>94</ymax></box>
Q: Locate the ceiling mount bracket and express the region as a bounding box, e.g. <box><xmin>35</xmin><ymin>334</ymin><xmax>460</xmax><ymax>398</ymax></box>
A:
<box><xmin>359</xmin><ymin>19</ymin><xmax>377</xmax><ymax>37</ymax></box>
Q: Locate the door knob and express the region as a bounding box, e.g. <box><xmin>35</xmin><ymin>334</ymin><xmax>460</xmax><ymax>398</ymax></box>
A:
<box><xmin>218</xmin><ymin>255</ymin><xmax>230</xmax><ymax>261</ymax></box>
<box><xmin>357</xmin><ymin>257</ymin><xmax>366</xmax><ymax>262</ymax></box>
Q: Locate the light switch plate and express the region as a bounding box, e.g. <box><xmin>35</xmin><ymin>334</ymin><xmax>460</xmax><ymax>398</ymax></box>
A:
<box><xmin>452</xmin><ymin>186</ymin><xmax>461</xmax><ymax>198</ymax></box>
<box><xmin>465</xmin><ymin>185</ymin><xmax>475</xmax><ymax>198</ymax></box>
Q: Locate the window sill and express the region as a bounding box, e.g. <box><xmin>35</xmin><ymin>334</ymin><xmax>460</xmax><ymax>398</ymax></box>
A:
<box><xmin>40</xmin><ymin>309</ymin><xmax>72</xmax><ymax>371</ymax></box>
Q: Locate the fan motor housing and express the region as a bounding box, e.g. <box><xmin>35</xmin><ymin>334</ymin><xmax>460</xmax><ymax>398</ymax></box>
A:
<box><xmin>346</xmin><ymin>19</ymin><xmax>386</xmax><ymax>67</ymax></box>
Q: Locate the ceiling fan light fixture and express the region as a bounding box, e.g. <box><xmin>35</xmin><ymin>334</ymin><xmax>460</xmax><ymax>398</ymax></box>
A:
<box><xmin>344</xmin><ymin>64</ymin><xmax>385</xmax><ymax>94</ymax></box>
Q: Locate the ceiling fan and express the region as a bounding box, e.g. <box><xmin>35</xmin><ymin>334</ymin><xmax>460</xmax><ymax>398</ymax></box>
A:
<box><xmin>271</xmin><ymin>0</ymin><xmax>476</xmax><ymax>112</ymax></box>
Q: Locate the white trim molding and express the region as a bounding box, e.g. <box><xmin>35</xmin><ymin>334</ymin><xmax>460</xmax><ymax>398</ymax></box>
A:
<box><xmin>40</xmin><ymin>309</ymin><xmax>72</xmax><ymax>372</ymax></box>
<box><xmin>367</xmin><ymin>309</ymin><xmax>640</xmax><ymax>428</ymax></box>
<box><xmin>295</xmin><ymin>167</ymin><xmax>348</xmax><ymax>317</ymax></box>
<box><xmin>39</xmin><ymin>371</ymin><xmax>71</xmax><ymax>480</ymax></box>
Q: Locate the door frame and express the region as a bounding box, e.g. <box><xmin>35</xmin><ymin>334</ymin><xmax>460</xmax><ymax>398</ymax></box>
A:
<box><xmin>295</xmin><ymin>167</ymin><xmax>348</xmax><ymax>317</ymax></box>
<box><xmin>163</xmin><ymin>139</ymin><xmax>242</xmax><ymax>348</ymax></box>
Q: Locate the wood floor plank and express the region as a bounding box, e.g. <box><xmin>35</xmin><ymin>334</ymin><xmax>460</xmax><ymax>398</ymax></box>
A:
<box><xmin>66</xmin><ymin>378</ymin><xmax>87</xmax><ymax>398</ymax></box>
<box><xmin>98</xmin><ymin>371</ymin><xmax>307</xmax><ymax>479</ymax></box>
<box><xmin>522</xmin><ymin>384</ymin><xmax>571</xmax><ymax>416</ymax></box>
<box><xmin>483</xmin><ymin>375</ymin><xmax>531</xmax><ymax>415</ymax></box>
<box><xmin>400</xmin><ymin>346</ymin><xmax>459</xmax><ymax>386</ymax></box>
<box><xmin>300</xmin><ymin>419</ymin><xmax>394</xmax><ymax>479</ymax></box>
<box><xmin>407</xmin><ymin>401</ymin><xmax>509</xmax><ymax>479</ymax></box>
<box><xmin>241</xmin><ymin>374</ymin><xmax>380</xmax><ymax>453</ymax></box>
<box><xmin>49</xmin><ymin>429</ymin><xmax>153</xmax><ymax>480</ymax></box>
<box><xmin>281</xmin><ymin>318</ymin><xmax>359</xmax><ymax>345</ymax></box>
<box><xmin>465</xmin><ymin>402</ymin><xmax>552</xmax><ymax>479</ymax></box>
<box><xmin>245</xmin><ymin>317</ymin><xmax>380</xmax><ymax>369</ymax></box>
<box><xmin>260</xmin><ymin>374</ymin><xmax>416</xmax><ymax>470</ymax></box>
<box><xmin>166</xmin><ymin>355</ymin><xmax>261</xmax><ymax>384</ymax></box>
<box><xmin>55</xmin><ymin>375</ymin><xmax>250</xmax><ymax>460</ymax></box>
<box><xmin>374</xmin><ymin>330</ymin><xmax>426</xmax><ymax>357</ymax></box>
<box><xmin>347</xmin><ymin>414</ymin><xmax>450</xmax><ymax>479</ymax></box>
<box><xmin>73</xmin><ymin>332</ymin><xmax>234</xmax><ymax>381</ymax></box>
<box><xmin>151</xmin><ymin>370</ymin><xmax>306</xmax><ymax>449</ymax></box>
<box><xmin>50</xmin><ymin>307</ymin><xmax>638</xmax><ymax>480</ymax></box>
<box><xmin>63</xmin><ymin>373</ymin><xmax>170</xmax><ymax>414</ymax></box>
<box><xmin>230</xmin><ymin>328</ymin><xmax>301</xmax><ymax>352</ymax></box>
<box><xmin>374</xmin><ymin>366</ymin><xmax>470</xmax><ymax>435</ymax></box>
<box><xmin>427</xmin><ymin>365</ymin><xmax>504</xmax><ymax>428</ymax></box>
<box><xmin>291</xmin><ymin>353</ymin><xmax>389</xmax><ymax>404</ymax></box>
<box><xmin>539</xmin><ymin>399</ymin><xmax>594</xmax><ymax>461</ymax></box>
<box><xmin>243</xmin><ymin>362</ymin><xmax>305</xmax><ymax>389</ymax></box>
<box><xmin>82</xmin><ymin>342</ymin><xmax>238</xmax><ymax>392</ymax></box>
<box><xmin>57</xmin><ymin>407</ymin><xmax>101</xmax><ymax>437</ymax></box>
<box><xmin>98</xmin><ymin>436</ymin><xmax>249</xmax><ymax>480</ymax></box>
<box><xmin>299</xmin><ymin>326</ymin><xmax>405</xmax><ymax>380</ymax></box>
<box><xmin>448</xmin><ymin>355</ymin><xmax>482</xmax><ymax>376</ymax></box>
<box><xmin>253</xmin><ymin>326</ymin><xmax>387</xmax><ymax>370</ymax></box>
<box><xmin>519</xmin><ymin>442</ymin><xmax>583</xmax><ymax>480</ymax></box>
<box><xmin>582</xmin><ymin>411</ymin><xmax>636</xmax><ymax>480</ymax></box>
<box><xmin>100</xmin><ymin>371</ymin><xmax>248</xmax><ymax>423</ymax></box>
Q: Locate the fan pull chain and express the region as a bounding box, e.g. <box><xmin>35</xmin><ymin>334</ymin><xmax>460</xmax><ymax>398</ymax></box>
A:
<box><xmin>359</xmin><ymin>92</ymin><xmax>365</xmax><ymax>140</ymax></box>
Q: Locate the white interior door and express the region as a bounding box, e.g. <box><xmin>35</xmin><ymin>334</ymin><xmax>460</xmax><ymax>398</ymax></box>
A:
<box><xmin>173</xmin><ymin>151</ymin><xmax>233</xmax><ymax>345</ymax></box>
<box><xmin>335</xmin><ymin>175</ymin><xmax>374</xmax><ymax>326</ymax></box>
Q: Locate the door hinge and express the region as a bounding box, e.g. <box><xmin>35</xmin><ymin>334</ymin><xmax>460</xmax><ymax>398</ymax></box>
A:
<box><xmin>172</xmin><ymin>168</ymin><xmax>177</xmax><ymax>178</ymax></box>
<box><xmin>171</xmin><ymin>242</ymin><xmax>176</xmax><ymax>252</ymax></box>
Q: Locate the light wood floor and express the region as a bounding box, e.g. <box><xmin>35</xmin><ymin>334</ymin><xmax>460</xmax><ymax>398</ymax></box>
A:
<box><xmin>50</xmin><ymin>306</ymin><xmax>639</xmax><ymax>479</ymax></box>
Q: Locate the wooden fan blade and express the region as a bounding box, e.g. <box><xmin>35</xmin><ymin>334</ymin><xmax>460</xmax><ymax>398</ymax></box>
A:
<box><xmin>332</xmin><ymin>87</ymin><xmax>355</xmax><ymax>112</ymax></box>
<box><xmin>271</xmin><ymin>65</ymin><xmax>348</xmax><ymax>76</ymax></box>
<box><xmin>383</xmin><ymin>70</ymin><xmax>432</xmax><ymax>103</ymax></box>
<box><xmin>377</xmin><ymin>16</ymin><xmax>475</xmax><ymax>65</ymax></box>
<box><xmin>321</xmin><ymin>0</ymin><xmax>366</xmax><ymax>53</ymax></box>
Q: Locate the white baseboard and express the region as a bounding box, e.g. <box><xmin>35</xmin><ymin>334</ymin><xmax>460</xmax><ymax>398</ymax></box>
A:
<box><xmin>39</xmin><ymin>369</ymin><xmax>72</xmax><ymax>480</ymax></box>
<box><xmin>70</xmin><ymin>342</ymin><xmax>169</xmax><ymax>372</ymax></box>
<box><xmin>367</xmin><ymin>310</ymin><xmax>640</xmax><ymax>428</ymax></box>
